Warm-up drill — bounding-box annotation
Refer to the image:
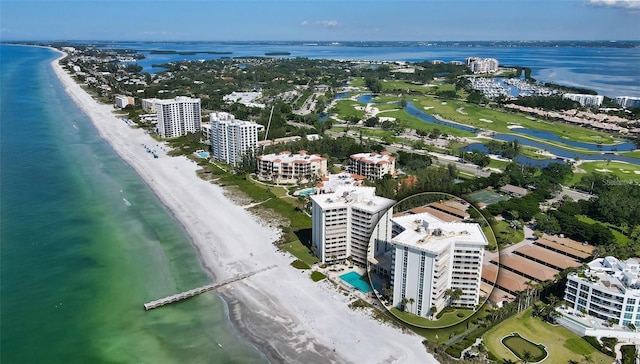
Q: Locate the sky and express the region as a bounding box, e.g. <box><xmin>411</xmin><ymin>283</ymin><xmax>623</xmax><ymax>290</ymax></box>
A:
<box><xmin>1</xmin><ymin>0</ymin><xmax>639</xmax><ymax>41</ymax></box>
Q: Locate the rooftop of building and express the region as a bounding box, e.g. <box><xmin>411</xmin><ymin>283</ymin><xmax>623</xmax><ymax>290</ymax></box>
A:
<box><xmin>316</xmin><ymin>172</ymin><xmax>365</xmax><ymax>193</ymax></box>
<box><xmin>500</xmin><ymin>184</ymin><xmax>529</xmax><ymax>196</ymax></box>
<box><xmin>350</xmin><ymin>151</ymin><xmax>395</xmax><ymax>164</ymax></box>
<box><xmin>258</xmin><ymin>150</ymin><xmax>326</xmax><ymax>164</ymax></box>
<box><xmin>514</xmin><ymin>244</ymin><xmax>582</xmax><ymax>270</ymax></box>
<box><xmin>535</xmin><ymin>237</ymin><xmax>592</xmax><ymax>260</ymax></box>
<box><xmin>155</xmin><ymin>96</ymin><xmax>200</xmax><ymax>104</ymax></box>
<box><xmin>310</xmin><ymin>185</ymin><xmax>395</xmax><ymax>213</ymax></box>
<box><xmin>493</xmin><ymin>253</ymin><xmax>560</xmax><ymax>282</ymax></box>
<box><xmin>209</xmin><ymin>112</ymin><xmax>262</xmax><ymax>127</ymax></box>
<box><xmin>482</xmin><ymin>263</ymin><xmax>530</xmax><ymax>294</ymax></box>
<box><xmin>391</xmin><ymin>212</ymin><xmax>488</xmax><ymax>254</ymax></box>
<box><xmin>572</xmin><ymin>257</ymin><xmax>640</xmax><ymax>294</ymax></box>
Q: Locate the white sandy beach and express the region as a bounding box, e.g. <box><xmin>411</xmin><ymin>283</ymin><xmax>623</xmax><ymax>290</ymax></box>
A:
<box><xmin>51</xmin><ymin>52</ymin><xmax>438</xmax><ymax>363</ymax></box>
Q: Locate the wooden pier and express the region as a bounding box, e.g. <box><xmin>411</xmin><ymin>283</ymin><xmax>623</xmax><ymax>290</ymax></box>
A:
<box><xmin>143</xmin><ymin>265</ymin><xmax>276</xmax><ymax>311</ymax></box>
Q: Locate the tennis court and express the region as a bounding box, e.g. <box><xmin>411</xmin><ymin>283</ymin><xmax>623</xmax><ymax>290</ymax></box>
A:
<box><xmin>467</xmin><ymin>189</ymin><xmax>508</xmax><ymax>206</ymax></box>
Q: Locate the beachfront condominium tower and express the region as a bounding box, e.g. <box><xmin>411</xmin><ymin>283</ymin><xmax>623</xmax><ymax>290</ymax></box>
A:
<box><xmin>210</xmin><ymin>112</ymin><xmax>260</xmax><ymax>167</ymax></box>
<box><xmin>311</xmin><ymin>186</ymin><xmax>395</xmax><ymax>267</ymax></box>
<box><xmin>155</xmin><ymin>96</ymin><xmax>202</xmax><ymax>138</ymax></box>
<box><xmin>371</xmin><ymin>212</ymin><xmax>488</xmax><ymax>318</ymax></box>
<box><xmin>348</xmin><ymin>152</ymin><xmax>396</xmax><ymax>181</ymax></box>
<box><xmin>564</xmin><ymin>256</ymin><xmax>640</xmax><ymax>327</ymax></box>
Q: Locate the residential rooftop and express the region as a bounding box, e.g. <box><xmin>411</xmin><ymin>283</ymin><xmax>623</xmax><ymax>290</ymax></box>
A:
<box><xmin>391</xmin><ymin>212</ymin><xmax>488</xmax><ymax>254</ymax></box>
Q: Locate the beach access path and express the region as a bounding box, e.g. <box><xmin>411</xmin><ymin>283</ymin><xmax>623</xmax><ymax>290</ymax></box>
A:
<box><xmin>50</xmin><ymin>51</ymin><xmax>438</xmax><ymax>364</ymax></box>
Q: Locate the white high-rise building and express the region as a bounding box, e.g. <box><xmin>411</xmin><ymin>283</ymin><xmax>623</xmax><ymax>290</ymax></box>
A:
<box><xmin>564</xmin><ymin>256</ymin><xmax>640</xmax><ymax>327</ymax></box>
<box><xmin>466</xmin><ymin>57</ymin><xmax>499</xmax><ymax>74</ymax></box>
<box><xmin>210</xmin><ymin>112</ymin><xmax>260</xmax><ymax>167</ymax></box>
<box><xmin>563</xmin><ymin>93</ymin><xmax>604</xmax><ymax>107</ymax></box>
<box><xmin>155</xmin><ymin>96</ymin><xmax>201</xmax><ymax>138</ymax></box>
<box><xmin>311</xmin><ymin>186</ymin><xmax>395</xmax><ymax>267</ymax></box>
<box><xmin>371</xmin><ymin>212</ymin><xmax>488</xmax><ymax>317</ymax></box>
<box><xmin>615</xmin><ymin>96</ymin><xmax>640</xmax><ymax>109</ymax></box>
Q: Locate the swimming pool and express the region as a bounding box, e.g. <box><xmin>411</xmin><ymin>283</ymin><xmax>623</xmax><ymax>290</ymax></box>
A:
<box><xmin>296</xmin><ymin>188</ymin><xmax>317</xmax><ymax>196</ymax></box>
<box><xmin>339</xmin><ymin>272</ymin><xmax>372</xmax><ymax>293</ymax></box>
<box><xmin>195</xmin><ymin>151</ymin><xmax>209</xmax><ymax>158</ymax></box>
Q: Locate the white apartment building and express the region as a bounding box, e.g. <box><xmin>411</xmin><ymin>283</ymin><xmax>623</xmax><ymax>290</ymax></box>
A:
<box><xmin>349</xmin><ymin>152</ymin><xmax>396</xmax><ymax>181</ymax></box>
<box><xmin>141</xmin><ymin>98</ymin><xmax>160</xmax><ymax>113</ymax></box>
<box><xmin>114</xmin><ymin>95</ymin><xmax>134</xmax><ymax>109</ymax></box>
<box><xmin>465</xmin><ymin>57</ymin><xmax>499</xmax><ymax>74</ymax></box>
<box><xmin>257</xmin><ymin>150</ymin><xmax>327</xmax><ymax>184</ymax></box>
<box><xmin>563</xmin><ymin>93</ymin><xmax>604</xmax><ymax>107</ymax></box>
<box><xmin>615</xmin><ymin>96</ymin><xmax>640</xmax><ymax>109</ymax></box>
<box><xmin>311</xmin><ymin>186</ymin><xmax>395</xmax><ymax>267</ymax></box>
<box><xmin>223</xmin><ymin>91</ymin><xmax>265</xmax><ymax>109</ymax></box>
<box><xmin>564</xmin><ymin>256</ymin><xmax>640</xmax><ymax>327</ymax></box>
<box><xmin>155</xmin><ymin>96</ymin><xmax>202</xmax><ymax>138</ymax></box>
<box><xmin>371</xmin><ymin>212</ymin><xmax>488</xmax><ymax>318</ymax></box>
<box><xmin>210</xmin><ymin>112</ymin><xmax>260</xmax><ymax>167</ymax></box>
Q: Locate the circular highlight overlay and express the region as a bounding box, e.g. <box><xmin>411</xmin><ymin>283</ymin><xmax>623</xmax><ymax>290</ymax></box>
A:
<box><xmin>366</xmin><ymin>192</ymin><xmax>499</xmax><ymax>328</ymax></box>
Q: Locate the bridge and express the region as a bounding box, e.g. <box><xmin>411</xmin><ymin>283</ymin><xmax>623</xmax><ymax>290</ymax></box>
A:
<box><xmin>143</xmin><ymin>265</ymin><xmax>276</xmax><ymax>310</ymax></box>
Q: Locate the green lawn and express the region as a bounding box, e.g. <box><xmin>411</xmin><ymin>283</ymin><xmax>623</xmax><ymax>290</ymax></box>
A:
<box><xmin>492</xmin><ymin>220</ymin><xmax>525</xmax><ymax>247</ymax></box>
<box><xmin>484</xmin><ymin>309</ymin><xmax>613</xmax><ymax>363</ymax></box>
<box><xmin>488</xmin><ymin>158</ymin><xmax>510</xmax><ymax>170</ymax></box>
<box><xmin>502</xmin><ymin>333</ymin><xmax>547</xmax><ymax>361</ymax></box>
<box><xmin>282</xmin><ymin>240</ymin><xmax>317</xmax><ymax>266</ymax></box>
<box><xmin>576</xmin><ymin>161</ymin><xmax>640</xmax><ymax>181</ymax></box>
<box><xmin>331</xmin><ymin>99</ymin><xmax>366</xmax><ymax>120</ymax></box>
<box><xmin>577</xmin><ymin>215</ymin><xmax>631</xmax><ymax>244</ymax></box>
<box><xmin>310</xmin><ymin>271</ymin><xmax>326</xmax><ymax>282</ymax></box>
<box><xmin>390</xmin><ymin>307</ymin><xmax>475</xmax><ymax>328</ymax></box>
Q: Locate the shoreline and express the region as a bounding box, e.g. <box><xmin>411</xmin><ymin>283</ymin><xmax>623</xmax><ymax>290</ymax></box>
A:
<box><xmin>49</xmin><ymin>49</ymin><xmax>438</xmax><ymax>363</ymax></box>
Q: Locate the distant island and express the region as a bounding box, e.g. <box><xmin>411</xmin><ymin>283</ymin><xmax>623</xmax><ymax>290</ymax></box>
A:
<box><xmin>265</xmin><ymin>51</ymin><xmax>291</xmax><ymax>56</ymax></box>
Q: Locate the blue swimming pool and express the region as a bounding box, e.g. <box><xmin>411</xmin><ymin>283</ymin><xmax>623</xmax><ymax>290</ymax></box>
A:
<box><xmin>339</xmin><ymin>272</ymin><xmax>372</xmax><ymax>293</ymax></box>
<box><xmin>296</xmin><ymin>188</ymin><xmax>317</xmax><ymax>196</ymax></box>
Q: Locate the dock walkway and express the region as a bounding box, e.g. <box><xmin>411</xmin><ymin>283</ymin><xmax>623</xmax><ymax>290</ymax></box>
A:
<box><xmin>144</xmin><ymin>265</ymin><xmax>276</xmax><ymax>310</ymax></box>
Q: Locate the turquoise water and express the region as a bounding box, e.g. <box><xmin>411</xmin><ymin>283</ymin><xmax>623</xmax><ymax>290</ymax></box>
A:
<box><xmin>339</xmin><ymin>272</ymin><xmax>372</xmax><ymax>293</ymax></box>
<box><xmin>0</xmin><ymin>45</ymin><xmax>265</xmax><ymax>363</ymax></box>
<box><xmin>297</xmin><ymin>188</ymin><xmax>317</xmax><ymax>196</ymax></box>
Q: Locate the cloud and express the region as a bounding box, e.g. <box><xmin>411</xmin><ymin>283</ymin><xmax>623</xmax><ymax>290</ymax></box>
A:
<box><xmin>317</xmin><ymin>20</ymin><xmax>339</xmax><ymax>28</ymax></box>
<box><xmin>300</xmin><ymin>19</ymin><xmax>339</xmax><ymax>28</ymax></box>
<box><xmin>587</xmin><ymin>0</ymin><xmax>640</xmax><ymax>9</ymax></box>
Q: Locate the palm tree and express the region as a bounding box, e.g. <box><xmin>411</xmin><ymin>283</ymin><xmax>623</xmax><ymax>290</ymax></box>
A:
<box><xmin>445</xmin><ymin>288</ymin><xmax>463</xmax><ymax>307</ymax></box>
<box><xmin>401</xmin><ymin>297</ymin><xmax>409</xmax><ymax>312</ymax></box>
<box><xmin>429</xmin><ymin>305</ymin><xmax>437</xmax><ymax>319</ymax></box>
<box><xmin>408</xmin><ymin>298</ymin><xmax>415</xmax><ymax>313</ymax></box>
<box><xmin>521</xmin><ymin>350</ymin><xmax>533</xmax><ymax>364</ymax></box>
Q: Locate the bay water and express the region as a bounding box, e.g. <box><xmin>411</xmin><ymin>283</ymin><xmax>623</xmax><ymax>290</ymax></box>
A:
<box><xmin>0</xmin><ymin>45</ymin><xmax>265</xmax><ymax>363</ymax></box>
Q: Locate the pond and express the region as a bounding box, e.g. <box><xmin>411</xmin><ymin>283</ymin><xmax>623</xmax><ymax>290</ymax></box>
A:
<box><xmin>511</xmin><ymin>128</ymin><xmax>637</xmax><ymax>152</ymax></box>
<box><xmin>460</xmin><ymin>144</ymin><xmax>564</xmax><ymax>168</ymax></box>
<box><xmin>405</xmin><ymin>102</ymin><xmax>479</xmax><ymax>133</ymax></box>
<box><xmin>490</xmin><ymin>135</ymin><xmax>640</xmax><ymax>165</ymax></box>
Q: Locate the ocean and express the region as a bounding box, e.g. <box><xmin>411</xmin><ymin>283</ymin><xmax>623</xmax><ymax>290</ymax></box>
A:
<box><xmin>97</xmin><ymin>41</ymin><xmax>640</xmax><ymax>98</ymax></box>
<box><xmin>0</xmin><ymin>45</ymin><xmax>265</xmax><ymax>363</ymax></box>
